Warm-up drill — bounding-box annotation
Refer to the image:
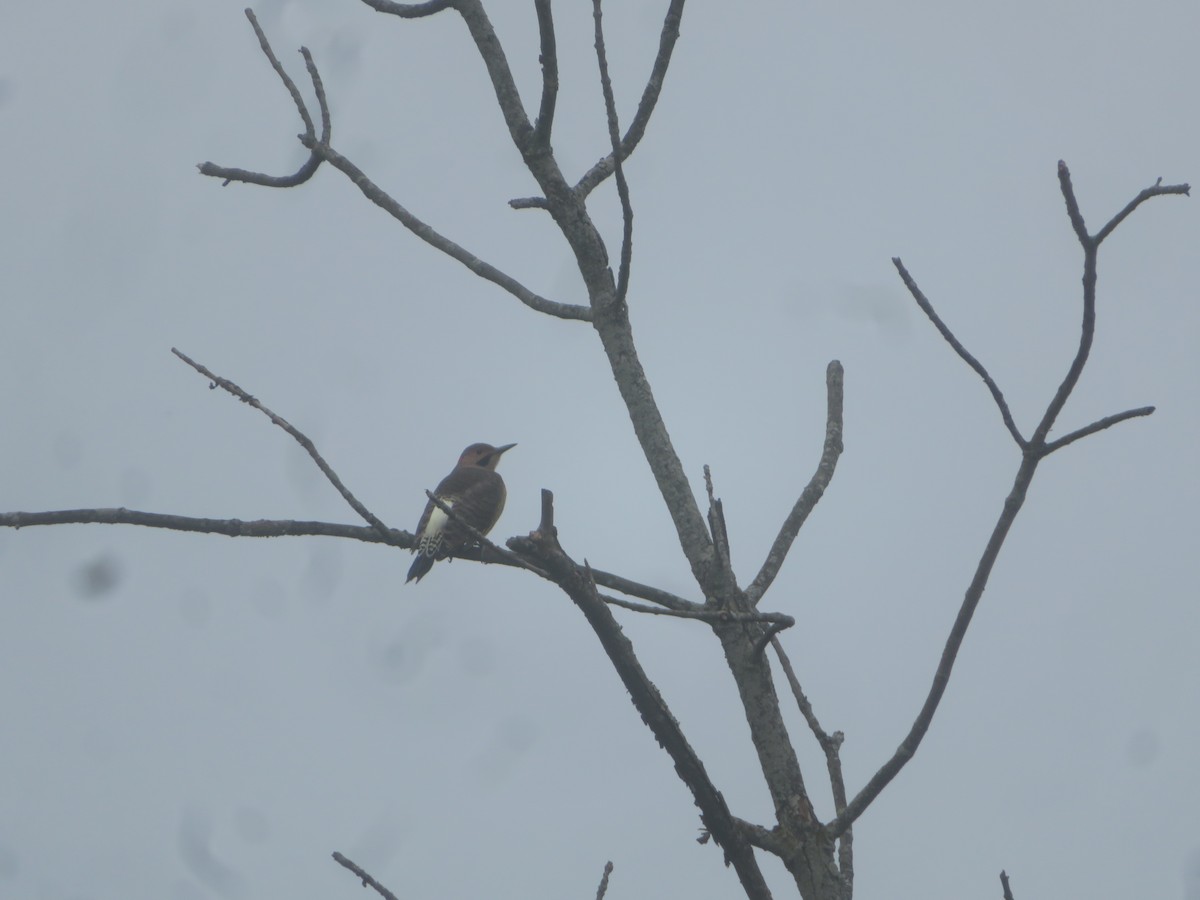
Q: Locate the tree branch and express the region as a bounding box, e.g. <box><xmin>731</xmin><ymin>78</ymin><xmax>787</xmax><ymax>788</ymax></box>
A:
<box><xmin>1093</xmin><ymin>177</ymin><xmax>1190</xmax><ymax>246</ymax></box>
<box><xmin>830</xmin><ymin>161</ymin><xmax>1189</xmax><ymax>842</ymax></box>
<box><xmin>508</xmin><ymin>494</ymin><xmax>774</xmax><ymax>900</ymax></box>
<box><xmin>892</xmin><ymin>259</ymin><xmax>1026</xmax><ymax>448</ymax></box>
<box><xmin>601</xmin><ymin>593</ymin><xmax>791</xmax><ymax>628</ymax></box>
<box><xmin>587</xmin><ymin>569</ymin><xmax>695</xmax><ymax>611</ymax></box>
<box><xmin>0</xmin><ymin>509</ymin><xmax>407</xmax><ymax>544</ymax></box>
<box><xmin>1041</xmin><ymin>405</ymin><xmax>1155</xmax><ymax>456</ymax></box>
<box><xmin>531</xmin><ymin>0</ymin><xmax>558</xmax><ymax>148</ymax></box>
<box><xmin>423</xmin><ymin>489</ymin><xmax>551</xmax><ymax>579</ymax></box>
<box><xmin>595</xmin><ymin>861</ymin><xmax>614</xmax><ymax>900</ymax></box>
<box><xmin>592</xmin><ymin>0</ymin><xmax>634</xmax><ymax>307</ymax></box>
<box><xmin>746</xmin><ymin>360</ymin><xmax>844</xmax><ymax>605</ymax></box>
<box><xmin>172</xmin><ymin>348</ymin><xmax>393</xmax><ymax>542</ymax></box>
<box><xmin>704</xmin><ymin>465</ymin><xmax>733</xmax><ymax>575</ymax></box>
<box><xmin>332</xmin><ymin>852</ymin><xmax>400</xmax><ymax>900</ymax></box>
<box><xmin>453</xmin><ymin>1</ymin><xmax>535</xmax><ymax>152</ymax></box>
<box><xmin>827</xmin><ymin>454</ymin><xmax>1038</xmax><ymax>840</ymax></box>
<box><xmin>300</xmin><ymin>141</ymin><xmax>591</xmax><ymax>321</ymax></box>
<box><xmin>359</xmin><ymin>0</ymin><xmax>454</xmax><ymax>18</ymax></box>
<box><xmin>771</xmin><ymin>638</ymin><xmax>852</xmax><ymax>887</ymax></box>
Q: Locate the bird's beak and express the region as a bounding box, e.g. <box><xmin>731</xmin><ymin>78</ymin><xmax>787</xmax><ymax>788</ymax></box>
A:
<box><xmin>494</xmin><ymin>443</ymin><xmax>517</xmax><ymax>455</ymax></box>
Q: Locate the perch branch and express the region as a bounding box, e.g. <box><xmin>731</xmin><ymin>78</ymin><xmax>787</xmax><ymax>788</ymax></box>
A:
<box><xmin>0</xmin><ymin>509</ymin><xmax>406</xmax><ymax>544</ymax></box>
<box><xmin>509</xmin><ymin>495</ymin><xmax>774</xmax><ymax>900</ymax></box>
<box><xmin>360</xmin><ymin>0</ymin><xmax>454</xmax><ymax>17</ymax></box>
<box><xmin>171</xmin><ymin>348</ymin><xmax>393</xmax><ymax>542</ymax></box>
<box><xmin>423</xmin><ymin>490</ymin><xmax>550</xmax><ymax>579</ymax></box>
<box><xmin>746</xmin><ymin>360</ymin><xmax>844</xmax><ymax>605</ymax></box>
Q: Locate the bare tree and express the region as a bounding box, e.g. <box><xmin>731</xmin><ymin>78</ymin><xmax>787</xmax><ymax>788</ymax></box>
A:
<box><xmin>1</xmin><ymin>4</ymin><xmax>1189</xmax><ymax>899</ymax></box>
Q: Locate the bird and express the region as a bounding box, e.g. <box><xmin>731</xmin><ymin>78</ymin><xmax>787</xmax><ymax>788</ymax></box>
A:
<box><xmin>406</xmin><ymin>442</ymin><xmax>516</xmax><ymax>584</ymax></box>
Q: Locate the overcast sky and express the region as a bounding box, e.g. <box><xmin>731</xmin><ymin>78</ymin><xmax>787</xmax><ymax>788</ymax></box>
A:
<box><xmin>2</xmin><ymin>2</ymin><xmax>1198</xmax><ymax>898</ymax></box>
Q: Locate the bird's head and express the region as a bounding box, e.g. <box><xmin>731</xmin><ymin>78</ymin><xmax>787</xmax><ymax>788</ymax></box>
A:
<box><xmin>458</xmin><ymin>442</ymin><xmax>516</xmax><ymax>471</ymax></box>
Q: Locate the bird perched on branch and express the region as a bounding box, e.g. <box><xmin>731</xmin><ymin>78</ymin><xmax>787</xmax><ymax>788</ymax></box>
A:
<box><xmin>406</xmin><ymin>442</ymin><xmax>516</xmax><ymax>584</ymax></box>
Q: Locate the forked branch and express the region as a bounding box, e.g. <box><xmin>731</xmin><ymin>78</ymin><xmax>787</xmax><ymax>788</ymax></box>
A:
<box><xmin>197</xmin><ymin>10</ymin><xmax>328</xmax><ymax>187</ymax></box>
<box><xmin>827</xmin><ymin>163</ymin><xmax>1189</xmax><ymax>841</ymax></box>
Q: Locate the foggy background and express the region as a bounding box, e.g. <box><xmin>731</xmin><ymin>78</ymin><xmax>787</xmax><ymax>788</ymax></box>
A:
<box><xmin>2</xmin><ymin>2</ymin><xmax>1198</xmax><ymax>898</ymax></box>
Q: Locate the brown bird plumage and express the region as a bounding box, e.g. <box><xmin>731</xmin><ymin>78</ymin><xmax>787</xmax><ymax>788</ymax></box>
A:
<box><xmin>406</xmin><ymin>442</ymin><xmax>515</xmax><ymax>584</ymax></box>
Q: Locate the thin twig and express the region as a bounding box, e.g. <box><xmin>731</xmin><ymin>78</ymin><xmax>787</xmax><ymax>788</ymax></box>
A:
<box><xmin>331</xmin><ymin>852</ymin><xmax>400</xmax><ymax>900</ymax></box>
<box><xmin>300</xmin><ymin>47</ymin><xmax>331</xmax><ymax>145</ymax></box>
<box><xmin>594</xmin><ymin>861</ymin><xmax>614</xmax><ymax>900</ymax></box>
<box><xmin>588</xmin><ymin>569</ymin><xmax>696</xmax><ymax>611</ymax></box>
<box><xmin>1041</xmin><ymin>405</ymin><xmax>1155</xmax><ymax>455</ymax></box>
<box><xmin>746</xmin><ymin>360</ymin><xmax>845</xmax><ymax>605</ymax></box>
<box><xmin>247</xmin><ymin>9</ymin><xmax>313</xmax><ymax>138</ymax></box>
<box><xmin>750</xmin><ymin>621</ymin><xmax>791</xmax><ymax>657</ymax></box>
<box><xmin>602</xmin><ymin>591</ymin><xmax>793</xmax><ymax>627</ymax></box>
<box><xmin>574</xmin><ymin>0</ymin><xmax>685</xmax><ymax>201</ymax></box>
<box><xmin>770</xmin><ymin>637</ymin><xmax>852</xmax><ymax>885</ymax></box>
<box><xmin>532</xmin><ymin>0</ymin><xmax>558</xmax><ymax>147</ymax></box>
<box><xmin>893</xmin><ymin>260</ymin><xmax>1026</xmax><ymax>448</ymax></box>
<box><xmin>704</xmin><ymin>464</ymin><xmax>732</xmax><ymax>573</ymax></box>
<box><xmin>1094</xmin><ymin>177</ymin><xmax>1190</xmax><ymax>245</ymax></box>
<box><xmin>171</xmin><ymin>348</ymin><xmax>393</xmax><ymax>542</ymax></box>
<box><xmin>592</xmin><ymin>0</ymin><xmax>634</xmax><ymax>307</ymax></box>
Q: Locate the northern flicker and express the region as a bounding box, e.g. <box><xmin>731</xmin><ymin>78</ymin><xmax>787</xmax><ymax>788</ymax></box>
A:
<box><xmin>406</xmin><ymin>442</ymin><xmax>515</xmax><ymax>584</ymax></box>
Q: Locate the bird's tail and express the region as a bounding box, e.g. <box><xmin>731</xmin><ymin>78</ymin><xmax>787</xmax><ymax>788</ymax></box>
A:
<box><xmin>406</xmin><ymin>554</ymin><xmax>435</xmax><ymax>584</ymax></box>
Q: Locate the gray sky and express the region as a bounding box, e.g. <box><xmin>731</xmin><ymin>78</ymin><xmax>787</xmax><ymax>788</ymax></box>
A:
<box><xmin>2</xmin><ymin>2</ymin><xmax>1198</xmax><ymax>898</ymax></box>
